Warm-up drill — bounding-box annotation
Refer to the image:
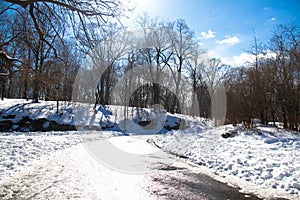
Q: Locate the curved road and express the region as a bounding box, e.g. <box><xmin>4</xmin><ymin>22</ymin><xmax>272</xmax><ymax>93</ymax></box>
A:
<box><xmin>0</xmin><ymin>135</ymin><xmax>266</xmax><ymax>199</ymax></box>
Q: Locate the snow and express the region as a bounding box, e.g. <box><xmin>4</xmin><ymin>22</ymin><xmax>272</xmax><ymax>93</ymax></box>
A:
<box><xmin>0</xmin><ymin>131</ymin><xmax>121</xmax><ymax>183</ymax></box>
<box><xmin>0</xmin><ymin>139</ymin><xmax>153</xmax><ymax>200</ymax></box>
<box><xmin>1</xmin><ymin>98</ymin><xmax>300</xmax><ymax>199</ymax></box>
<box><xmin>108</xmin><ymin>136</ymin><xmax>158</xmax><ymax>154</ymax></box>
<box><xmin>152</xmin><ymin>125</ymin><xmax>300</xmax><ymax>199</ymax></box>
<box><xmin>0</xmin><ymin>99</ymin><xmax>182</xmax><ymax>132</ymax></box>
<box><xmin>0</xmin><ymin>99</ymin><xmax>74</xmax><ymax>126</ymax></box>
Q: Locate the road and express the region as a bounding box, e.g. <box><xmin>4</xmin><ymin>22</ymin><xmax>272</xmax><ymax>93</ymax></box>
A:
<box><xmin>0</xmin><ymin>134</ymin><xmax>262</xmax><ymax>199</ymax></box>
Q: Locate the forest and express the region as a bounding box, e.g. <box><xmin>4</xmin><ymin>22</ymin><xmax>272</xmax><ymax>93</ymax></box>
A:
<box><xmin>0</xmin><ymin>0</ymin><xmax>299</xmax><ymax>130</ymax></box>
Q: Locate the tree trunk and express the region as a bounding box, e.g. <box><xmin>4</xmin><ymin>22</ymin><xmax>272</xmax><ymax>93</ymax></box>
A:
<box><xmin>282</xmin><ymin>106</ymin><xmax>288</xmax><ymax>129</ymax></box>
<box><xmin>56</xmin><ymin>100</ymin><xmax>59</xmax><ymax>114</ymax></box>
<box><xmin>33</xmin><ymin>72</ymin><xmax>39</xmax><ymax>103</ymax></box>
<box><xmin>104</xmin><ymin>67</ymin><xmax>111</xmax><ymax>105</ymax></box>
<box><xmin>153</xmin><ymin>83</ymin><xmax>160</xmax><ymax>105</ymax></box>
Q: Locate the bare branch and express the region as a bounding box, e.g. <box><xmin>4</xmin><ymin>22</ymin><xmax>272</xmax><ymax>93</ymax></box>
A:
<box><xmin>0</xmin><ymin>50</ymin><xmax>25</xmax><ymax>64</ymax></box>
<box><xmin>0</xmin><ymin>3</ymin><xmax>14</xmax><ymax>15</ymax></box>
<box><xmin>5</xmin><ymin>0</ymin><xmax>119</xmax><ymax>17</ymax></box>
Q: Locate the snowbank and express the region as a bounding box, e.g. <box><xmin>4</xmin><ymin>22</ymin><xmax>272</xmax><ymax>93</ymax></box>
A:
<box><xmin>152</xmin><ymin>125</ymin><xmax>300</xmax><ymax>199</ymax></box>
<box><xmin>0</xmin><ymin>99</ymin><xmax>185</xmax><ymax>133</ymax></box>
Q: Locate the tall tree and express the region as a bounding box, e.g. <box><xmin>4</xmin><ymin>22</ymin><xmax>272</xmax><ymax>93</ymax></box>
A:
<box><xmin>186</xmin><ymin>42</ymin><xmax>206</xmax><ymax>116</ymax></box>
<box><xmin>168</xmin><ymin>19</ymin><xmax>194</xmax><ymax>113</ymax></box>
<box><xmin>137</xmin><ymin>15</ymin><xmax>173</xmax><ymax>107</ymax></box>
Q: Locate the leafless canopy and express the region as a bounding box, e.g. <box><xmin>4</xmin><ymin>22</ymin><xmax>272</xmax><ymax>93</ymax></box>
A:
<box><xmin>1</xmin><ymin>0</ymin><xmax>125</xmax><ymax>54</ymax></box>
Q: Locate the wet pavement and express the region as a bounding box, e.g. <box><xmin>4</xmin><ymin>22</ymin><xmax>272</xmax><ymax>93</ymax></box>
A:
<box><xmin>149</xmin><ymin>167</ymin><xmax>261</xmax><ymax>200</ymax></box>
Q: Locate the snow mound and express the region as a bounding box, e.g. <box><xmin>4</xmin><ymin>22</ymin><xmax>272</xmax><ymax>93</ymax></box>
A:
<box><xmin>0</xmin><ymin>99</ymin><xmax>191</xmax><ymax>133</ymax></box>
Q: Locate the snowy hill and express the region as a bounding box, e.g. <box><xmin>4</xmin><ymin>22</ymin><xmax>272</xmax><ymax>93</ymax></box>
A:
<box><xmin>0</xmin><ymin>99</ymin><xmax>75</xmax><ymax>132</ymax></box>
<box><xmin>0</xmin><ymin>99</ymin><xmax>191</xmax><ymax>133</ymax></box>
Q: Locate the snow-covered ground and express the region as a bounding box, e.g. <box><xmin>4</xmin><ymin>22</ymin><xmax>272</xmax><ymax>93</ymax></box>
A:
<box><xmin>1</xmin><ymin>98</ymin><xmax>300</xmax><ymax>199</ymax></box>
<box><xmin>152</xmin><ymin>124</ymin><xmax>300</xmax><ymax>199</ymax></box>
<box><xmin>0</xmin><ymin>136</ymin><xmax>154</xmax><ymax>200</ymax></box>
<box><xmin>0</xmin><ymin>132</ymin><xmax>262</xmax><ymax>200</ymax></box>
<box><xmin>0</xmin><ymin>131</ymin><xmax>121</xmax><ymax>183</ymax></box>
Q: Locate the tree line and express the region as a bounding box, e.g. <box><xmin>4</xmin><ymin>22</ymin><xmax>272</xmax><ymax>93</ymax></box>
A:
<box><xmin>72</xmin><ymin>15</ymin><xmax>222</xmax><ymax>120</ymax></box>
<box><xmin>226</xmin><ymin>24</ymin><xmax>300</xmax><ymax>129</ymax></box>
<box><xmin>0</xmin><ymin>1</ymin><xmax>299</xmax><ymax>129</ymax></box>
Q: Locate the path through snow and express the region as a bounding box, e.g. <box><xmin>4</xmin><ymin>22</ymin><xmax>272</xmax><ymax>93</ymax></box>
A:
<box><xmin>0</xmin><ymin>133</ymin><xmax>260</xmax><ymax>199</ymax></box>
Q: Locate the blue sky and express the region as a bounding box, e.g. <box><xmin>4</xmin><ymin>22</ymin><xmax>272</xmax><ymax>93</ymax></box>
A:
<box><xmin>125</xmin><ymin>0</ymin><xmax>300</xmax><ymax>66</ymax></box>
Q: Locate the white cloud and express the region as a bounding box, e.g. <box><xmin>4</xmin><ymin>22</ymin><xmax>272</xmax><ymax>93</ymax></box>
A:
<box><xmin>221</xmin><ymin>51</ymin><xmax>277</xmax><ymax>66</ymax></box>
<box><xmin>200</xmin><ymin>29</ymin><xmax>216</xmax><ymax>39</ymax></box>
<box><xmin>215</xmin><ymin>36</ymin><xmax>240</xmax><ymax>45</ymax></box>
<box><xmin>231</xmin><ymin>53</ymin><xmax>255</xmax><ymax>66</ymax></box>
<box><xmin>220</xmin><ymin>53</ymin><xmax>255</xmax><ymax>66</ymax></box>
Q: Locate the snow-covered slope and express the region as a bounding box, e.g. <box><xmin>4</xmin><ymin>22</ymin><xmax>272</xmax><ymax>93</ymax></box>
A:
<box><xmin>152</xmin><ymin>125</ymin><xmax>300</xmax><ymax>199</ymax></box>
<box><xmin>0</xmin><ymin>99</ymin><xmax>186</xmax><ymax>133</ymax></box>
<box><xmin>0</xmin><ymin>99</ymin><xmax>75</xmax><ymax>131</ymax></box>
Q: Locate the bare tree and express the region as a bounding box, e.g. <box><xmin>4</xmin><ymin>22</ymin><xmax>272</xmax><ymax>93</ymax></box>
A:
<box><xmin>168</xmin><ymin>19</ymin><xmax>194</xmax><ymax>113</ymax></box>
<box><xmin>137</xmin><ymin>15</ymin><xmax>173</xmax><ymax>106</ymax></box>
<box><xmin>225</xmin><ymin>23</ymin><xmax>299</xmax><ymax>130</ymax></box>
<box><xmin>270</xmin><ymin>23</ymin><xmax>300</xmax><ymax>129</ymax></box>
<box><xmin>246</xmin><ymin>31</ymin><xmax>269</xmax><ymax>124</ymax></box>
<box><xmin>186</xmin><ymin>42</ymin><xmax>206</xmax><ymax>116</ymax></box>
<box><xmin>2</xmin><ymin>0</ymin><xmax>125</xmax><ymax>55</ymax></box>
<box><xmin>1</xmin><ymin>0</ymin><xmax>126</xmax><ymax>101</ymax></box>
